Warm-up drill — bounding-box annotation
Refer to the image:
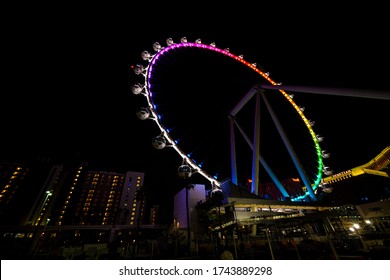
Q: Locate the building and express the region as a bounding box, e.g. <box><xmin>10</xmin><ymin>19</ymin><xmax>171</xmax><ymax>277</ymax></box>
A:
<box><xmin>1</xmin><ymin>146</ymin><xmax>388</xmax><ymax>259</ymax></box>
<box><xmin>0</xmin><ymin>161</ymin><xmax>30</xmax><ymax>225</ymax></box>
<box><xmin>0</xmin><ymin>158</ymin><xmax>151</xmax><ymax>258</ymax></box>
<box><xmin>149</xmin><ymin>205</ymin><xmax>159</xmax><ymax>225</ymax></box>
<box><xmin>173</xmin><ymin>184</ymin><xmax>206</xmax><ymax>229</ymax></box>
<box><xmin>20</xmin><ymin>160</ymin><xmax>147</xmax><ymax>228</ymax></box>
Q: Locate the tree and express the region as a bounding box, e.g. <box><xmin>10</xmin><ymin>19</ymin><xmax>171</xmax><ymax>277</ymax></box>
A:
<box><xmin>210</xmin><ymin>189</ymin><xmax>225</xmax><ymax>254</ymax></box>
<box><xmin>177</xmin><ymin>162</ymin><xmax>194</xmax><ymax>256</ymax></box>
<box><xmin>135</xmin><ymin>186</ymin><xmax>146</xmax><ymax>229</ymax></box>
<box><xmin>131</xmin><ymin>185</ymin><xmax>147</xmax><ymax>258</ymax></box>
<box><xmin>185</xmin><ymin>183</ymin><xmax>194</xmax><ymax>255</ymax></box>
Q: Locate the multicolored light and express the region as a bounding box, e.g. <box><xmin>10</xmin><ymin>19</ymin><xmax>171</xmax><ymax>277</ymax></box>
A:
<box><xmin>139</xmin><ymin>40</ymin><xmax>324</xmax><ymax>200</ymax></box>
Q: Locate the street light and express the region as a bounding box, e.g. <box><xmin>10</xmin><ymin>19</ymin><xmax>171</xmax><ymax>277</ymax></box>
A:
<box><xmin>33</xmin><ymin>218</ymin><xmax>51</xmax><ymax>258</ymax></box>
<box><xmin>349</xmin><ymin>223</ymin><xmax>366</xmax><ymax>251</ymax></box>
<box><xmin>30</xmin><ymin>190</ymin><xmax>53</xmax><ymax>256</ymax></box>
<box><xmin>36</xmin><ymin>191</ymin><xmax>53</xmax><ymax>225</ymax></box>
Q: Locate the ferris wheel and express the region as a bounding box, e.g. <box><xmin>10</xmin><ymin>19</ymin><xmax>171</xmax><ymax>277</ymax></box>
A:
<box><xmin>131</xmin><ymin>37</ymin><xmax>331</xmax><ymax>202</ymax></box>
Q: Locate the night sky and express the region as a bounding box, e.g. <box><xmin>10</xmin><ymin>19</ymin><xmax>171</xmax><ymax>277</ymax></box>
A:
<box><xmin>2</xmin><ymin>11</ymin><xmax>390</xmax><ymax>219</ymax></box>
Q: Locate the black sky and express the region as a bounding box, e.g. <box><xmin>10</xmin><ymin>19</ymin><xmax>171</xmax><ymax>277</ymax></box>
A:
<box><xmin>2</xmin><ymin>10</ymin><xmax>390</xmax><ymax>218</ymax></box>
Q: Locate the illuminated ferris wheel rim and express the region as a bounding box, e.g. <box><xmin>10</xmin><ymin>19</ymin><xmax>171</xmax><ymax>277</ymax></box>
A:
<box><xmin>138</xmin><ymin>38</ymin><xmax>324</xmax><ymax>193</ymax></box>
